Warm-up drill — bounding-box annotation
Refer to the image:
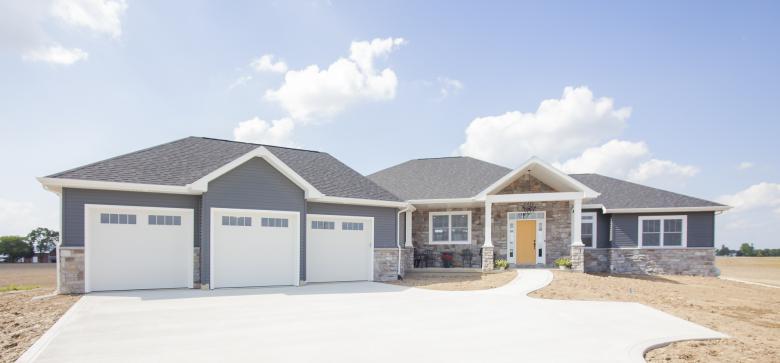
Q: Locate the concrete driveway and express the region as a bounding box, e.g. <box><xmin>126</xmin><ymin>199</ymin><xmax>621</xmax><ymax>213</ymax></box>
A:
<box><xmin>19</xmin><ymin>270</ymin><xmax>725</xmax><ymax>363</ymax></box>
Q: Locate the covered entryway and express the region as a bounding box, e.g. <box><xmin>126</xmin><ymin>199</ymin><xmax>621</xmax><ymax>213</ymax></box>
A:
<box><xmin>85</xmin><ymin>204</ymin><xmax>194</xmax><ymax>292</ymax></box>
<box><xmin>210</xmin><ymin>208</ymin><xmax>300</xmax><ymax>288</ymax></box>
<box><xmin>306</xmin><ymin>214</ymin><xmax>373</xmax><ymax>282</ymax></box>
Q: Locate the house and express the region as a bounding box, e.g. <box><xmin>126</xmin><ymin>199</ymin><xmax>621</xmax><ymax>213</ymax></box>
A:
<box><xmin>38</xmin><ymin>137</ymin><xmax>729</xmax><ymax>294</ymax></box>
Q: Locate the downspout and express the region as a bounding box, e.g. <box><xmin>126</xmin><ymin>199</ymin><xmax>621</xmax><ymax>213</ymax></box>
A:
<box><xmin>396</xmin><ymin>206</ymin><xmax>413</xmax><ymax>279</ymax></box>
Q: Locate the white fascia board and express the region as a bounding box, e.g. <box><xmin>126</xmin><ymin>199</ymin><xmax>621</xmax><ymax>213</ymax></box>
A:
<box><xmin>187</xmin><ymin>146</ymin><xmax>324</xmax><ymax>198</ymax></box>
<box><xmin>582</xmin><ymin>204</ymin><xmax>607</xmax><ymax>213</ymax></box>
<box><xmin>308</xmin><ymin>196</ymin><xmax>410</xmax><ymax>209</ymax></box>
<box><xmin>485</xmin><ymin>192</ymin><xmax>584</xmax><ymax>203</ymax></box>
<box><xmin>605</xmin><ymin>206</ymin><xmax>732</xmax><ymax>214</ymax></box>
<box><xmin>37</xmin><ymin>177</ymin><xmax>200</xmax><ymax>195</ymax></box>
<box><xmin>406</xmin><ymin>198</ymin><xmax>477</xmax><ymax>205</ymax></box>
<box><xmin>475</xmin><ymin>156</ymin><xmax>600</xmax><ymax>199</ymax></box>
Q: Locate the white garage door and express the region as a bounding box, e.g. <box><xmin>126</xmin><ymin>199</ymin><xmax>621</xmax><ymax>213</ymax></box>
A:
<box><xmin>306</xmin><ymin>214</ymin><xmax>373</xmax><ymax>283</ymax></box>
<box><xmin>211</xmin><ymin>208</ymin><xmax>299</xmax><ymax>288</ymax></box>
<box><xmin>85</xmin><ymin>205</ymin><xmax>194</xmax><ymax>292</ymax></box>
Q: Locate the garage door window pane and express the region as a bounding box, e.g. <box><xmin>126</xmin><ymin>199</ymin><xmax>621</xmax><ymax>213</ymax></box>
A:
<box><xmin>119</xmin><ymin>214</ymin><xmax>128</xmax><ymax>224</ymax></box>
<box><xmin>312</xmin><ymin>220</ymin><xmax>334</xmax><ymax>230</ymax></box>
<box><xmin>173</xmin><ymin>216</ymin><xmax>180</xmax><ymax>225</ymax></box>
<box><xmin>343</xmin><ymin>222</ymin><xmax>364</xmax><ymax>231</ymax></box>
<box><xmin>109</xmin><ymin>214</ymin><xmax>118</xmax><ymax>224</ymax></box>
<box><xmin>100</xmin><ymin>213</ymin><xmax>109</xmax><ymax>224</ymax></box>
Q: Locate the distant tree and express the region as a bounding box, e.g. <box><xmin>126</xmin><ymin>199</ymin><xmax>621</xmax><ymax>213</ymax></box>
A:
<box><xmin>0</xmin><ymin>236</ymin><xmax>34</xmax><ymax>262</ymax></box>
<box><xmin>716</xmin><ymin>245</ymin><xmax>731</xmax><ymax>256</ymax></box>
<box><xmin>26</xmin><ymin>227</ymin><xmax>59</xmax><ymax>254</ymax></box>
<box><xmin>739</xmin><ymin>243</ymin><xmax>756</xmax><ymax>257</ymax></box>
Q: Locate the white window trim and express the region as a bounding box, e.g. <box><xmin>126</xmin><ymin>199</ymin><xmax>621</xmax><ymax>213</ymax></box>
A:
<box><xmin>638</xmin><ymin>215</ymin><xmax>688</xmax><ymax>248</ymax></box>
<box><xmin>582</xmin><ymin>212</ymin><xmax>597</xmax><ymax>248</ymax></box>
<box><xmin>428</xmin><ymin>211</ymin><xmax>472</xmax><ymax>245</ymax></box>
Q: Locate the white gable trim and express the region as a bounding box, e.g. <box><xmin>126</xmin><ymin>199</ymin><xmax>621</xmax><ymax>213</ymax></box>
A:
<box><xmin>187</xmin><ymin>146</ymin><xmax>324</xmax><ymax>198</ymax></box>
<box><xmin>475</xmin><ymin>156</ymin><xmax>600</xmax><ymax>200</ymax></box>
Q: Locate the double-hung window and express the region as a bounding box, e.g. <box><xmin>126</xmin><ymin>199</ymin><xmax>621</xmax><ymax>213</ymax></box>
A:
<box><xmin>429</xmin><ymin>211</ymin><xmax>470</xmax><ymax>244</ymax></box>
<box><xmin>581</xmin><ymin>212</ymin><xmax>597</xmax><ymax>248</ymax></box>
<box><xmin>638</xmin><ymin>215</ymin><xmax>687</xmax><ymax>247</ymax></box>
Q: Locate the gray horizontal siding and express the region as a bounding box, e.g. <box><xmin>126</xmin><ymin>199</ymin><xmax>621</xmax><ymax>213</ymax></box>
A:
<box><xmin>61</xmin><ymin>188</ymin><xmax>201</xmax><ymax>248</ymax></box>
<box><xmin>307</xmin><ymin>202</ymin><xmax>399</xmax><ymax>248</ymax></box>
<box><xmin>609</xmin><ymin>212</ymin><xmax>715</xmax><ymax>248</ymax></box>
<box><xmin>201</xmin><ymin>157</ymin><xmax>306</xmax><ymax>283</ymax></box>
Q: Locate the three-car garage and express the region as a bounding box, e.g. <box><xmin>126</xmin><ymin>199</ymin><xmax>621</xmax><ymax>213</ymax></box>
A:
<box><xmin>84</xmin><ymin>204</ymin><xmax>375</xmax><ymax>292</ymax></box>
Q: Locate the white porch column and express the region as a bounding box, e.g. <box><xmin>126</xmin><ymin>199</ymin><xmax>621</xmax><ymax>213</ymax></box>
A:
<box><xmin>571</xmin><ymin>198</ymin><xmax>584</xmax><ymax>246</ymax></box>
<box><xmin>484</xmin><ymin>201</ymin><xmax>493</xmax><ymax>247</ymax></box>
<box><xmin>404</xmin><ymin>210</ymin><xmax>413</xmax><ymax>248</ymax></box>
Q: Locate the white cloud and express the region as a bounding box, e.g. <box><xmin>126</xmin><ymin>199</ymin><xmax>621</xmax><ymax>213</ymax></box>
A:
<box><xmin>22</xmin><ymin>44</ymin><xmax>88</xmax><ymax>65</ymax></box>
<box><xmin>627</xmin><ymin>159</ymin><xmax>699</xmax><ymax>186</ymax></box>
<box><xmin>233</xmin><ymin>117</ymin><xmax>297</xmax><ymax>147</ymax></box>
<box><xmin>265</xmin><ymin>37</ymin><xmax>405</xmax><ymax>120</ymax></box>
<box><xmin>50</xmin><ymin>0</ymin><xmax>127</xmax><ymax>38</ymax></box>
<box><xmin>0</xmin><ymin>0</ymin><xmax>126</xmax><ymax>64</ymax></box>
<box><xmin>738</xmin><ymin>161</ymin><xmax>754</xmax><ymax>170</ymax></box>
<box><xmin>438</xmin><ymin>77</ymin><xmax>463</xmax><ymax>99</ymax></box>
<box><xmin>716</xmin><ymin>183</ymin><xmax>780</xmax><ymax>249</ymax></box>
<box><xmin>718</xmin><ymin>183</ymin><xmax>780</xmax><ymax>215</ymax></box>
<box><xmin>251</xmin><ymin>54</ymin><xmax>288</xmax><ymax>73</ymax></box>
<box><xmin>228</xmin><ymin>74</ymin><xmax>253</xmax><ymax>90</ymax></box>
<box><xmin>0</xmin><ymin>198</ymin><xmax>58</xmax><ymax>236</ymax></box>
<box><xmin>555</xmin><ymin>139</ymin><xmax>649</xmax><ymax>176</ymax></box>
<box><xmin>458</xmin><ymin>86</ymin><xmax>632</xmax><ymax>167</ymax></box>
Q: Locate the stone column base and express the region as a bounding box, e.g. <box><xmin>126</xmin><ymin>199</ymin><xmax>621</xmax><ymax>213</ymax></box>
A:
<box><xmin>481</xmin><ymin>246</ymin><xmax>494</xmax><ymax>272</ymax></box>
<box><xmin>59</xmin><ymin>247</ymin><xmax>85</xmax><ymax>294</ymax></box>
<box><xmin>374</xmin><ymin>248</ymin><xmax>401</xmax><ymax>281</ymax></box>
<box><xmin>571</xmin><ymin>245</ymin><xmax>585</xmax><ymax>272</ymax></box>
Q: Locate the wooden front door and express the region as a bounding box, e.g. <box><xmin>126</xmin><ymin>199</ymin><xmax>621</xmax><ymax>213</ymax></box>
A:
<box><xmin>515</xmin><ymin>220</ymin><xmax>536</xmax><ymax>265</ymax></box>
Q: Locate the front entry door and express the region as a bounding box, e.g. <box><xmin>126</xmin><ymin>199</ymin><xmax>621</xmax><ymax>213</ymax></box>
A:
<box><xmin>515</xmin><ymin>220</ymin><xmax>536</xmax><ymax>265</ymax></box>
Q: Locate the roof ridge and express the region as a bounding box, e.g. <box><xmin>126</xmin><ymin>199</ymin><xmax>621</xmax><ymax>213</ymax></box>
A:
<box><xmin>46</xmin><ymin>136</ymin><xmax>194</xmax><ymax>178</ymax></box>
<box><xmin>198</xmin><ymin>137</ymin><xmax>324</xmax><ymax>154</ymax></box>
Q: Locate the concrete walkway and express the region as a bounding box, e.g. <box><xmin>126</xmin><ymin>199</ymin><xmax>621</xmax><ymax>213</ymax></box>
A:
<box><xmin>18</xmin><ymin>270</ymin><xmax>725</xmax><ymax>363</ymax></box>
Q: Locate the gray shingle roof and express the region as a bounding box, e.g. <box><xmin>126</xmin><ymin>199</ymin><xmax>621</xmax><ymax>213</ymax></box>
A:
<box><xmin>367</xmin><ymin>157</ymin><xmax>512</xmax><ymax>200</ymax></box>
<box><xmin>368</xmin><ymin>156</ymin><xmax>724</xmax><ymax>209</ymax></box>
<box><xmin>569</xmin><ymin>173</ymin><xmax>725</xmax><ymax>209</ymax></box>
<box><xmin>48</xmin><ymin>137</ymin><xmax>401</xmax><ymax>202</ymax></box>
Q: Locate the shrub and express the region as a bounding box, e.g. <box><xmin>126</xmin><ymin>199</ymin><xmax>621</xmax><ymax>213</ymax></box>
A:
<box><xmin>554</xmin><ymin>257</ymin><xmax>572</xmax><ymax>268</ymax></box>
<box><xmin>494</xmin><ymin>259</ymin><xmax>509</xmax><ymax>269</ymax></box>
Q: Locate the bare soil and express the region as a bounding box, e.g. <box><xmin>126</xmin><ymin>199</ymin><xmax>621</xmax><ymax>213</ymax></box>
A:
<box><xmin>385</xmin><ymin>270</ymin><xmax>517</xmax><ymax>290</ymax></box>
<box><xmin>0</xmin><ymin>264</ymin><xmax>79</xmax><ymax>363</ymax></box>
<box><xmin>531</xmin><ymin>271</ymin><xmax>780</xmax><ymax>362</ymax></box>
<box><xmin>717</xmin><ymin>257</ymin><xmax>780</xmax><ymax>287</ymax></box>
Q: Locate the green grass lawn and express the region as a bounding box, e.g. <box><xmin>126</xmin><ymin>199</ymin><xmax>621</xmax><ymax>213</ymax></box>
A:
<box><xmin>0</xmin><ymin>284</ymin><xmax>40</xmax><ymax>292</ymax></box>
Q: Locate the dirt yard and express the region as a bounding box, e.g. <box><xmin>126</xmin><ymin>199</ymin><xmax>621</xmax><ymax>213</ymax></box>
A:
<box><xmin>0</xmin><ymin>264</ymin><xmax>79</xmax><ymax>363</ymax></box>
<box><xmin>531</xmin><ymin>271</ymin><xmax>780</xmax><ymax>362</ymax></box>
<box><xmin>386</xmin><ymin>270</ymin><xmax>517</xmax><ymax>290</ymax></box>
<box><xmin>717</xmin><ymin>257</ymin><xmax>780</xmax><ymax>287</ymax></box>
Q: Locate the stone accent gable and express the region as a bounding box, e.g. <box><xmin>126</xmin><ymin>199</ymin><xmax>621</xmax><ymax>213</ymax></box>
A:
<box><xmin>497</xmin><ymin>173</ymin><xmax>557</xmax><ymax>194</ymax></box>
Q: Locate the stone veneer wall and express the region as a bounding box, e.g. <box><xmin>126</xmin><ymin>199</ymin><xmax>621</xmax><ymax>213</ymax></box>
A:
<box><xmin>411</xmin><ymin>207</ymin><xmax>485</xmax><ymax>268</ymax></box>
<box><xmin>59</xmin><ymin>247</ymin><xmax>85</xmax><ymax>294</ymax></box>
<box><xmin>374</xmin><ymin>248</ymin><xmax>407</xmax><ymax>281</ymax></box>
<box><xmin>193</xmin><ymin>247</ymin><xmax>201</xmax><ymax>288</ymax></box>
<box><xmin>583</xmin><ymin>248</ymin><xmax>609</xmax><ymax>273</ymax></box>
<box><xmin>604</xmin><ymin>248</ymin><xmax>718</xmax><ymax>276</ymax></box>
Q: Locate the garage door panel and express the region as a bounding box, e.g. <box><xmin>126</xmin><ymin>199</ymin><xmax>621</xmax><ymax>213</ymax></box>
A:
<box><xmin>86</xmin><ymin>206</ymin><xmax>194</xmax><ymax>292</ymax></box>
<box><xmin>211</xmin><ymin>209</ymin><xmax>299</xmax><ymax>288</ymax></box>
<box><xmin>307</xmin><ymin>215</ymin><xmax>372</xmax><ymax>283</ymax></box>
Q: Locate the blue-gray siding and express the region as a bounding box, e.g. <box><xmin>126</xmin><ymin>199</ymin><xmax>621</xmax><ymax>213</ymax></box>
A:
<box><xmin>61</xmin><ymin>188</ymin><xmax>201</xmax><ymax>247</ymax></box>
<box><xmin>399</xmin><ymin>211</ymin><xmax>406</xmax><ymax>244</ymax></box>
<box><xmin>306</xmin><ymin>202</ymin><xmax>398</xmax><ymax>248</ymax></box>
<box><xmin>609</xmin><ymin>212</ymin><xmax>715</xmax><ymax>248</ymax></box>
<box><xmin>200</xmin><ymin>157</ymin><xmax>306</xmax><ymax>283</ymax></box>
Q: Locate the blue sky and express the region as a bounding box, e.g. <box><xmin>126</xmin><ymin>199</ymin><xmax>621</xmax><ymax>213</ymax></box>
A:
<box><xmin>1</xmin><ymin>1</ymin><xmax>778</xmax><ymax>248</ymax></box>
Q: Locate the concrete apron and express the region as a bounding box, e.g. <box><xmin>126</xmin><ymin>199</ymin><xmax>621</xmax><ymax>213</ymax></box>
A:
<box><xmin>18</xmin><ymin>270</ymin><xmax>726</xmax><ymax>363</ymax></box>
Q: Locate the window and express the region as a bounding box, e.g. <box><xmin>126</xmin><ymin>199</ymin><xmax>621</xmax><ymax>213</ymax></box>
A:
<box><xmin>342</xmin><ymin>222</ymin><xmax>364</xmax><ymax>231</ymax></box>
<box><xmin>312</xmin><ymin>220</ymin><xmax>335</xmax><ymax>230</ymax></box>
<box><xmin>261</xmin><ymin>217</ymin><xmax>288</xmax><ymax>228</ymax></box>
<box><xmin>221</xmin><ymin>216</ymin><xmax>251</xmax><ymax>227</ymax></box>
<box><xmin>100</xmin><ymin>213</ymin><xmax>136</xmax><ymax>225</ymax></box>
<box><xmin>429</xmin><ymin>212</ymin><xmax>471</xmax><ymax>244</ymax></box>
<box><xmin>149</xmin><ymin>215</ymin><xmax>182</xmax><ymax>226</ymax></box>
<box><xmin>581</xmin><ymin>212</ymin><xmax>597</xmax><ymax>248</ymax></box>
<box><xmin>639</xmin><ymin>215</ymin><xmax>687</xmax><ymax>247</ymax></box>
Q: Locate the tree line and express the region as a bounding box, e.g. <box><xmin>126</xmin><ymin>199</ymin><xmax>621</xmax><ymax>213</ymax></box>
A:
<box><xmin>0</xmin><ymin>227</ymin><xmax>59</xmax><ymax>262</ymax></box>
<box><xmin>716</xmin><ymin>243</ymin><xmax>780</xmax><ymax>257</ymax></box>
